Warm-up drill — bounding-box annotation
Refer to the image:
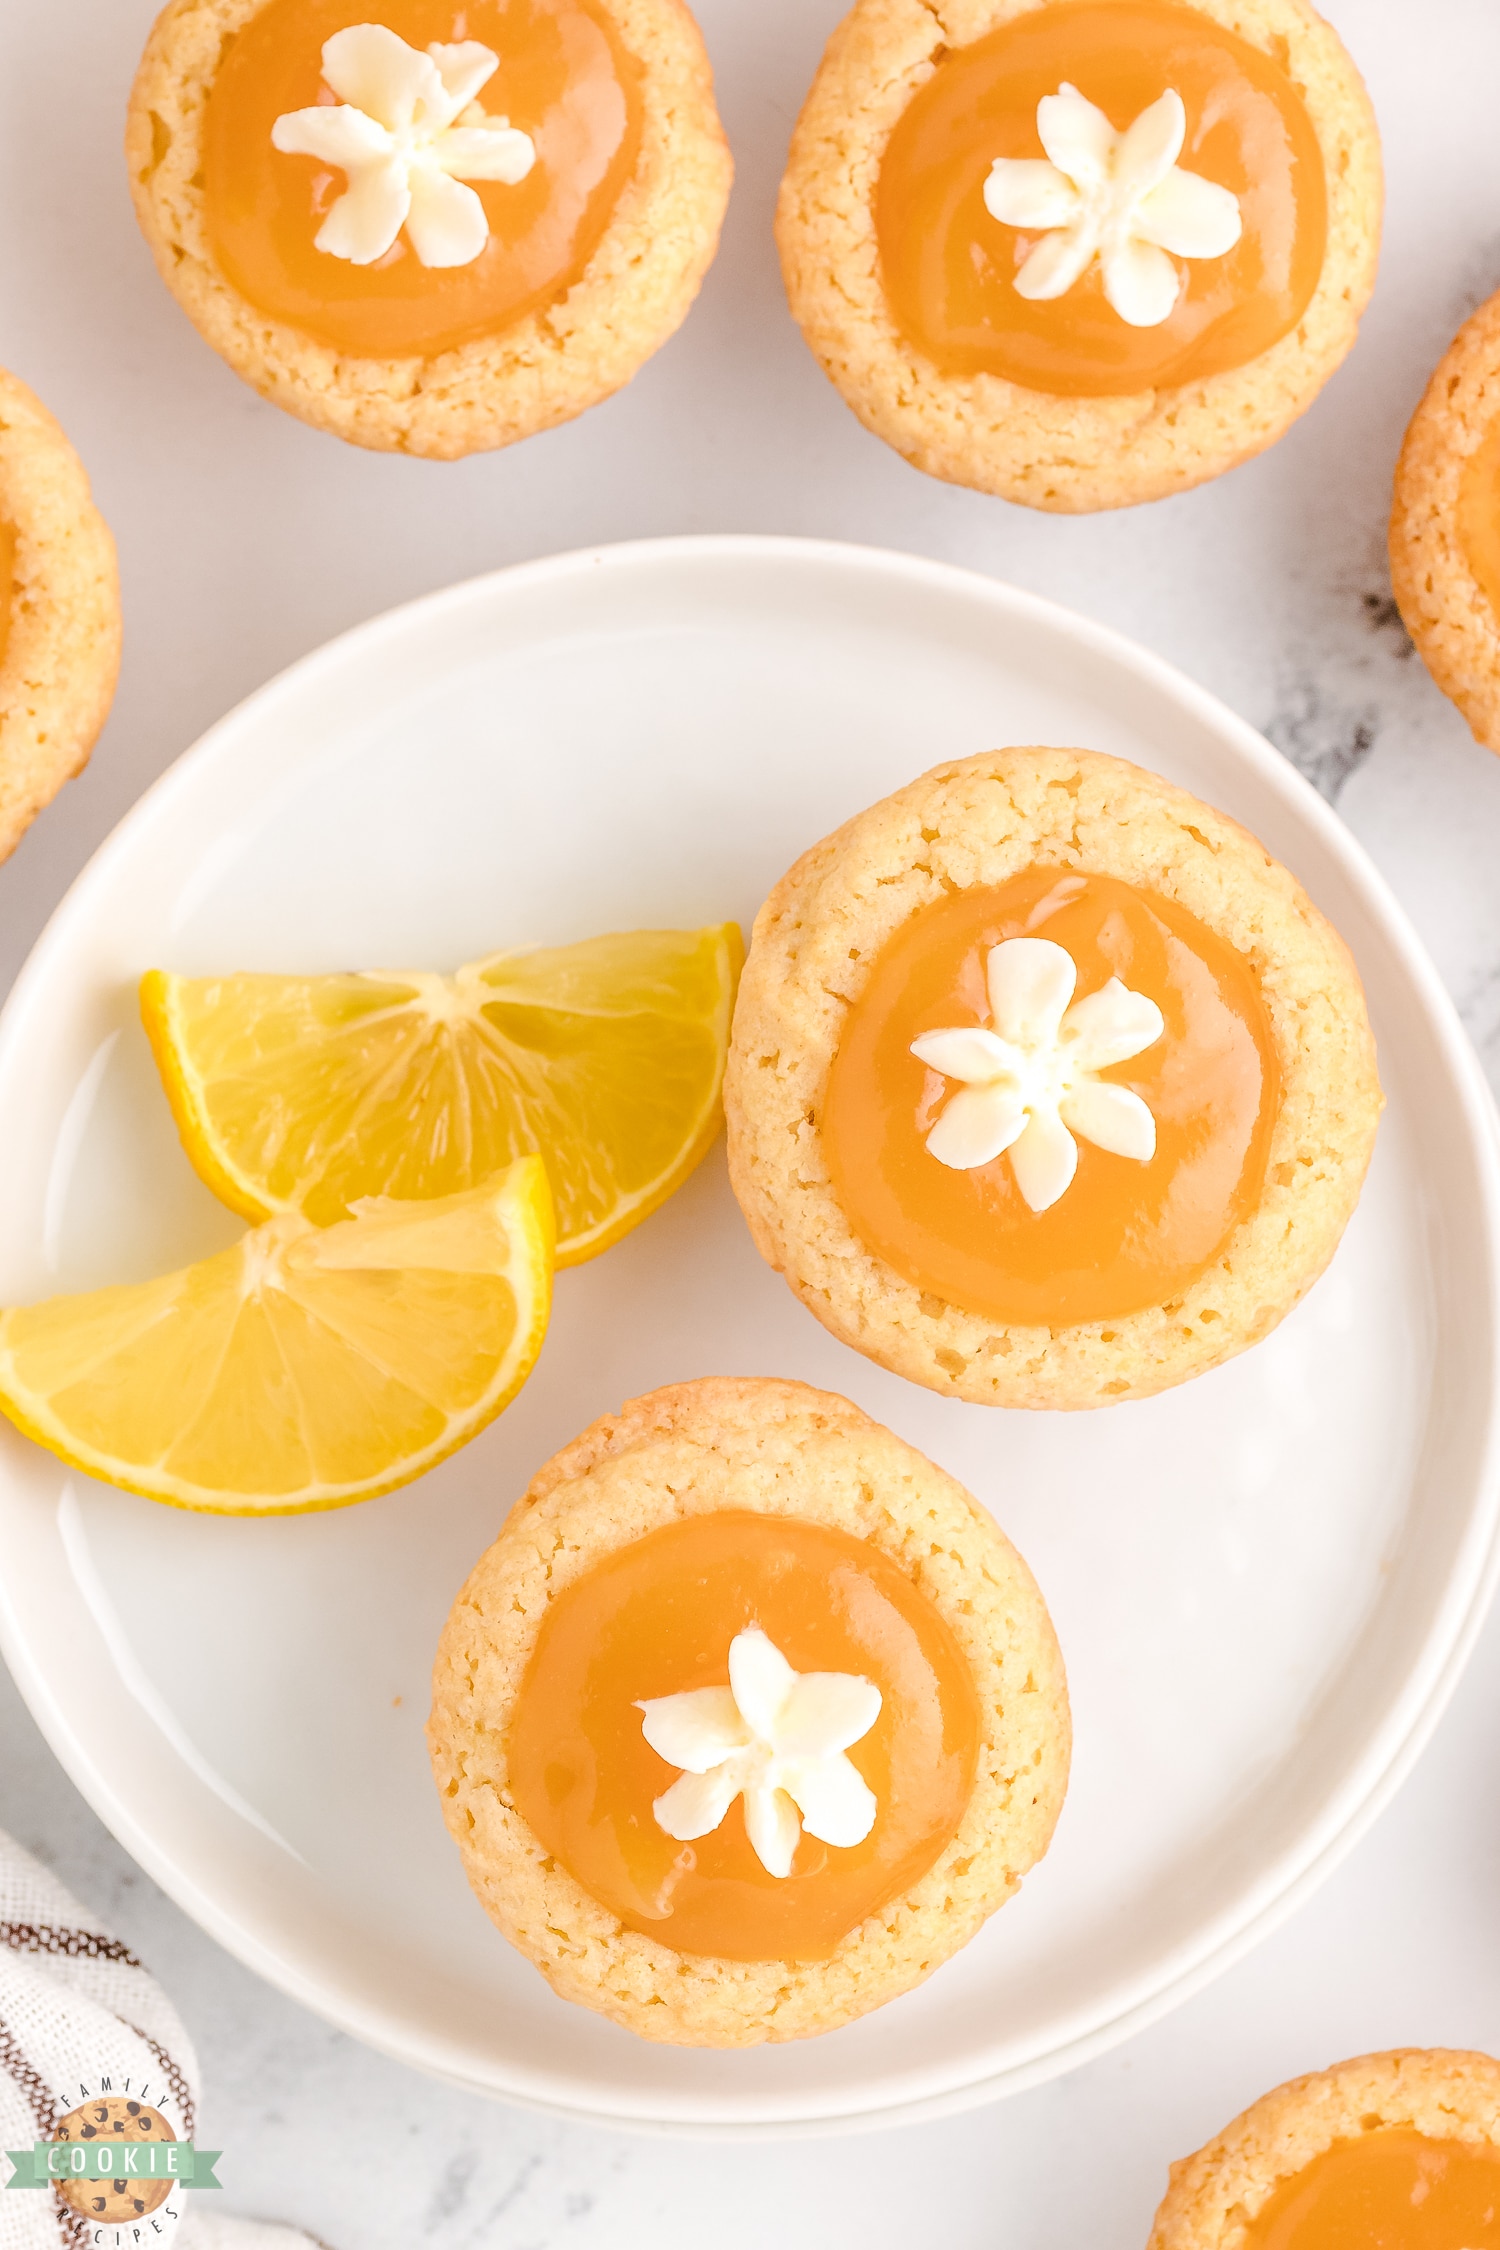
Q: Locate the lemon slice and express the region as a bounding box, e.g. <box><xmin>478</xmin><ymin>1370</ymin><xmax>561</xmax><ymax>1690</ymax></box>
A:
<box><xmin>0</xmin><ymin>1161</ymin><xmax>553</xmax><ymax>1514</ymax></box>
<box><xmin>141</xmin><ymin>924</ymin><xmax>743</xmax><ymax>1265</ymax></box>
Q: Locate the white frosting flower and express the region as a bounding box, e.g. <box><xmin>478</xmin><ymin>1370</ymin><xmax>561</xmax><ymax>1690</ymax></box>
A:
<box><xmin>982</xmin><ymin>83</ymin><xmax>1242</xmax><ymax>328</ymax></box>
<box><xmin>271</xmin><ymin>24</ymin><xmax>536</xmax><ymax>270</ymax></box>
<box><xmin>638</xmin><ymin>1627</ymin><xmax>881</xmax><ymax>1879</ymax></box>
<box><xmin>911</xmin><ymin>936</ymin><xmax>1164</xmax><ymax>1214</ymax></box>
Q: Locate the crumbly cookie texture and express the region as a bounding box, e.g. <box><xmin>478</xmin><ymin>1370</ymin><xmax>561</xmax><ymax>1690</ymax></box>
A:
<box><xmin>1148</xmin><ymin>2049</ymin><xmax>1500</xmax><ymax>2247</ymax></box>
<box><xmin>1390</xmin><ymin>288</ymin><xmax>1500</xmax><ymax>752</ymax></box>
<box><xmin>0</xmin><ymin>371</ymin><xmax>120</xmax><ymax>865</ymax></box>
<box><xmin>725</xmin><ymin>747</ymin><xmax>1381</xmax><ymax>1411</ymax></box>
<box><xmin>428</xmin><ymin>1374</ymin><xmax>1070</xmax><ymax>2046</ymax></box>
<box><xmin>776</xmin><ymin>0</ymin><xmax>1381</xmax><ymax>512</ymax></box>
<box><xmin>127</xmin><ymin>0</ymin><xmax>732</xmax><ymax>458</ymax></box>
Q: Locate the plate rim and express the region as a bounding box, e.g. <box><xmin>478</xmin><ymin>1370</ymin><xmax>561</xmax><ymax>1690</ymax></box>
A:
<box><xmin>3</xmin><ymin>531</ymin><xmax>1499</xmax><ymax>2136</ymax></box>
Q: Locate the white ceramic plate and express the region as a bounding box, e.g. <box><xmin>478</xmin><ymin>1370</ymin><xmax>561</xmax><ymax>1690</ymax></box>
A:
<box><xmin>1</xmin><ymin>536</ymin><xmax>1498</xmax><ymax>2135</ymax></box>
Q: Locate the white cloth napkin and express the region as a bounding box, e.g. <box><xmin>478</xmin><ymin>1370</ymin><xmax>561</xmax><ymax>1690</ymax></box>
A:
<box><xmin>0</xmin><ymin>1830</ymin><xmax>324</xmax><ymax>2250</ymax></box>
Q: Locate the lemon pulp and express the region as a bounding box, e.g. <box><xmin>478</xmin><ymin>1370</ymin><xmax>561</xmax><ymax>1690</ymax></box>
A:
<box><xmin>0</xmin><ymin>1161</ymin><xmax>553</xmax><ymax>1514</ymax></box>
<box><xmin>141</xmin><ymin>924</ymin><xmax>742</xmax><ymax>1264</ymax></box>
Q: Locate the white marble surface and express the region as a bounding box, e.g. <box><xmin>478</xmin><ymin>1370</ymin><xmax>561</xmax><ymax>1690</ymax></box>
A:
<box><xmin>4</xmin><ymin>0</ymin><xmax>1500</xmax><ymax>2239</ymax></box>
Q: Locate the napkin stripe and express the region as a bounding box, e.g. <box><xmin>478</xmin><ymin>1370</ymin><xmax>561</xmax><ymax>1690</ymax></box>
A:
<box><xmin>124</xmin><ymin>2023</ymin><xmax>196</xmax><ymax>2137</ymax></box>
<box><xmin>0</xmin><ymin>1922</ymin><xmax>142</xmax><ymax>1967</ymax></box>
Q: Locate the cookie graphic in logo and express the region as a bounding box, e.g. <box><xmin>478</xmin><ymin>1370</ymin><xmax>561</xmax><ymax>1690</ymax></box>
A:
<box><xmin>51</xmin><ymin>2097</ymin><xmax>174</xmax><ymax>2222</ymax></box>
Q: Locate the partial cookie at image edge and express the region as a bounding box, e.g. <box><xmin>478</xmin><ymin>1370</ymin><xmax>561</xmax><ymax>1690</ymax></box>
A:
<box><xmin>775</xmin><ymin>0</ymin><xmax>1382</xmax><ymax>512</ymax></box>
<box><xmin>1390</xmin><ymin>287</ymin><xmax>1500</xmax><ymax>753</ymax></box>
<box><xmin>0</xmin><ymin>370</ymin><xmax>120</xmax><ymax>865</ymax></box>
<box><xmin>126</xmin><ymin>0</ymin><xmax>733</xmax><ymax>459</ymax></box>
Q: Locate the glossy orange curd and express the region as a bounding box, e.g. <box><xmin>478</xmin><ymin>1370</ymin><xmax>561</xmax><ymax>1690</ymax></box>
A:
<box><xmin>507</xmin><ymin>1511</ymin><xmax>981</xmax><ymax>1961</ymax></box>
<box><xmin>202</xmin><ymin>0</ymin><xmax>642</xmax><ymax>357</ymax></box>
<box><xmin>1243</xmin><ymin>2130</ymin><xmax>1500</xmax><ymax>2249</ymax></box>
<box><xmin>1458</xmin><ymin>415</ymin><xmax>1500</xmax><ymax>620</ymax></box>
<box><xmin>822</xmin><ymin>868</ymin><xmax>1281</xmax><ymax>1328</ymax></box>
<box><xmin>875</xmin><ymin>0</ymin><xmax>1327</xmax><ymax>396</ymax></box>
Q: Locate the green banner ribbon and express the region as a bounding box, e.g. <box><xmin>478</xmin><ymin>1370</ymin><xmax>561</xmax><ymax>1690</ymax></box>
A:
<box><xmin>4</xmin><ymin>2142</ymin><xmax>221</xmax><ymax>2189</ymax></box>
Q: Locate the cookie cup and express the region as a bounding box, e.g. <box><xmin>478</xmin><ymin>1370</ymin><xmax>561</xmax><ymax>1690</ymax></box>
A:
<box><xmin>776</xmin><ymin>0</ymin><xmax>1380</xmax><ymax>511</ymax></box>
<box><xmin>725</xmin><ymin>748</ymin><xmax>1381</xmax><ymax>1410</ymax></box>
<box><xmin>428</xmin><ymin>1375</ymin><xmax>1070</xmax><ymax>2046</ymax></box>
<box><xmin>127</xmin><ymin>0</ymin><xmax>732</xmax><ymax>458</ymax></box>
<box><xmin>0</xmin><ymin>371</ymin><xmax>120</xmax><ymax>864</ymax></box>
<box><xmin>1390</xmin><ymin>289</ymin><xmax>1500</xmax><ymax>752</ymax></box>
<box><xmin>1148</xmin><ymin>2049</ymin><xmax>1500</xmax><ymax>2248</ymax></box>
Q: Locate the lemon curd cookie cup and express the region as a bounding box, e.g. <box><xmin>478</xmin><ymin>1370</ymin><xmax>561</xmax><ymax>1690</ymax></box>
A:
<box><xmin>724</xmin><ymin>748</ymin><xmax>1381</xmax><ymax>1411</ymax></box>
<box><xmin>128</xmin><ymin>0</ymin><xmax>732</xmax><ymax>458</ymax></box>
<box><xmin>1390</xmin><ymin>288</ymin><xmax>1500</xmax><ymax>754</ymax></box>
<box><xmin>0</xmin><ymin>370</ymin><xmax>120</xmax><ymax>865</ymax></box>
<box><xmin>1147</xmin><ymin>2049</ymin><xmax>1500</xmax><ymax>2248</ymax></box>
<box><xmin>776</xmin><ymin>0</ymin><xmax>1381</xmax><ymax>511</ymax></box>
<box><xmin>428</xmin><ymin>1375</ymin><xmax>1070</xmax><ymax>2046</ymax></box>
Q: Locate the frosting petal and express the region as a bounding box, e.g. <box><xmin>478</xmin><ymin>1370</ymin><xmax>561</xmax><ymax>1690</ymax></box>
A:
<box><xmin>1110</xmin><ymin>87</ymin><xmax>1185</xmax><ymax>200</ymax></box>
<box><xmin>743</xmin><ymin>1783</ymin><xmax>801</xmax><ymax>1879</ymax></box>
<box><xmin>1100</xmin><ymin>236</ymin><xmax>1183</xmax><ymax>327</ymax></box>
<box><xmin>1008</xmin><ymin>1105</ymin><xmax>1079</xmax><ymax>1214</ymax></box>
<box><xmin>315</xmin><ymin>155</ymin><xmax>411</xmax><ymax>265</ymax></box>
<box><xmin>1035</xmin><ymin>82</ymin><xmax>1115</xmax><ymax>187</ymax></box>
<box><xmin>728</xmin><ymin>1626</ymin><xmax>797</xmax><ymax>1741</ymax></box>
<box><xmin>637</xmin><ymin>1684</ymin><xmax>751</xmax><ymax>1773</ymax></box>
<box><xmin>652</xmin><ymin>1762</ymin><xmax>745</xmax><ymax>1843</ymax></box>
<box><xmin>910</xmin><ymin>1025</ymin><xmax>1021</xmax><ymax>1085</ymax></box>
<box><xmin>925</xmin><ymin>1082</ymin><xmax>1028</xmax><ymax>1170</ymax></box>
<box><xmin>1134</xmin><ymin>166</ymin><xmax>1243</xmax><ymax>258</ymax></box>
<box><xmin>780</xmin><ymin>1752</ymin><xmax>879</xmax><ymax>1849</ymax></box>
<box><xmin>270</xmin><ymin>103</ymin><xmax>393</xmax><ymax>168</ymax></box>
<box><xmin>776</xmin><ymin>1671</ymin><xmax>883</xmax><ymax>1758</ymax></box>
<box><xmin>982</xmin><ymin>157</ymin><xmax>1081</xmax><ymax>231</ymax></box>
<box><xmin>434</xmin><ymin>123</ymin><xmax>539</xmax><ymax>184</ymax></box>
<box><xmin>987</xmin><ymin>936</ymin><xmax>1077</xmax><ymax>1047</ymax></box>
<box><xmin>320</xmin><ymin>23</ymin><xmax>440</xmax><ymax>132</ymax></box>
<box><xmin>1059</xmin><ymin>1077</ymin><xmax>1158</xmax><ymax>1162</ymax></box>
<box><xmin>427</xmin><ymin>38</ymin><xmax>501</xmax><ymax>117</ymax></box>
<box><xmin>404</xmin><ymin>164</ymin><xmax>489</xmax><ymax>268</ymax></box>
<box><xmin>1014</xmin><ymin>224</ymin><xmax>1098</xmax><ymax>303</ymax></box>
<box><xmin>1060</xmin><ymin>977</ymin><xmax>1165</xmax><ymax>1071</ymax></box>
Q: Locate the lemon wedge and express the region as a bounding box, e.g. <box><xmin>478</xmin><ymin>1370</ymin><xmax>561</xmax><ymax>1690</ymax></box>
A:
<box><xmin>141</xmin><ymin>924</ymin><xmax>743</xmax><ymax>1265</ymax></box>
<box><xmin>0</xmin><ymin>1161</ymin><xmax>553</xmax><ymax>1514</ymax></box>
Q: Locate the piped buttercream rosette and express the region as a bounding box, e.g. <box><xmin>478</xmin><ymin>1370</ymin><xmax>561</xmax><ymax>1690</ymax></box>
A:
<box><xmin>271</xmin><ymin>24</ymin><xmax>536</xmax><ymax>270</ymax></box>
<box><xmin>911</xmin><ymin>934</ymin><xmax>1164</xmax><ymax>1213</ymax></box>
<box><xmin>983</xmin><ymin>83</ymin><xmax>1242</xmax><ymax>328</ymax></box>
<box><xmin>638</xmin><ymin>1627</ymin><xmax>881</xmax><ymax>1879</ymax></box>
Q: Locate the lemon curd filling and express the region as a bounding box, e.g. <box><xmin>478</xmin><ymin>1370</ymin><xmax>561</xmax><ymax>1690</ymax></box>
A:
<box><xmin>1243</xmin><ymin>2129</ymin><xmax>1500</xmax><ymax>2249</ymax></box>
<box><xmin>1458</xmin><ymin>414</ymin><xmax>1500</xmax><ymax>621</ymax></box>
<box><xmin>202</xmin><ymin>0</ymin><xmax>644</xmax><ymax>358</ymax></box>
<box><xmin>821</xmin><ymin>868</ymin><xmax>1281</xmax><ymax>1328</ymax></box>
<box><xmin>507</xmin><ymin>1512</ymin><xmax>981</xmax><ymax>1962</ymax></box>
<box><xmin>875</xmin><ymin>0</ymin><xmax>1327</xmax><ymax>396</ymax></box>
